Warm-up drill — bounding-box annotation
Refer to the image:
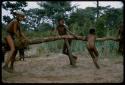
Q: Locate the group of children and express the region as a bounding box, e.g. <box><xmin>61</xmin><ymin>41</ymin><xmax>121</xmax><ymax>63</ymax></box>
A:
<box><xmin>56</xmin><ymin>18</ymin><xmax>99</xmax><ymax>68</ymax></box>
<box><xmin>3</xmin><ymin>10</ymin><xmax>124</xmax><ymax>73</ymax></box>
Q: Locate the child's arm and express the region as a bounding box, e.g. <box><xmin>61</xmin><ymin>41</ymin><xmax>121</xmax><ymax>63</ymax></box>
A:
<box><xmin>54</xmin><ymin>27</ymin><xmax>59</xmax><ymax>36</ymax></box>
<box><xmin>21</xmin><ymin>32</ymin><xmax>28</xmax><ymax>39</ymax></box>
<box><xmin>64</xmin><ymin>25</ymin><xmax>78</xmax><ymax>38</ymax></box>
<box><xmin>18</xmin><ymin>26</ymin><xmax>30</xmax><ymax>42</ymax></box>
<box><xmin>85</xmin><ymin>36</ymin><xmax>88</xmax><ymax>41</ymax></box>
<box><xmin>13</xmin><ymin>21</ymin><xmax>20</xmax><ymax>38</ymax></box>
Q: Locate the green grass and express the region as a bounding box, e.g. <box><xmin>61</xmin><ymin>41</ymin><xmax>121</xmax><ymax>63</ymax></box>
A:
<box><xmin>2</xmin><ymin>29</ymin><xmax>121</xmax><ymax>58</ymax></box>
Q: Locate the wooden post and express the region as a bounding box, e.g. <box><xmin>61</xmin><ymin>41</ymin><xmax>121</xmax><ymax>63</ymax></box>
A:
<box><xmin>65</xmin><ymin>39</ymin><xmax>76</xmax><ymax>66</ymax></box>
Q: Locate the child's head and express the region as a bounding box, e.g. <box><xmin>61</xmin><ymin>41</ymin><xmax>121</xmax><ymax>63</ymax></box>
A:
<box><xmin>89</xmin><ymin>28</ymin><xmax>95</xmax><ymax>34</ymax></box>
<box><xmin>58</xmin><ymin>18</ymin><xmax>65</xmax><ymax>25</ymax></box>
<box><xmin>13</xmin><ymin>10</ymin><xmax>26</xmax><ymax>21</ymax></box>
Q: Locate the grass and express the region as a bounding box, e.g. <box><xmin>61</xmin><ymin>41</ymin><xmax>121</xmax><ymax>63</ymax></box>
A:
<box><xmin>2</xmin><ymin>29</ymin><xmax>121</xmax><ymax>58</ymax></box>
<box><xmin>36</xmin><ymin>38</ymin><xmax>121</xmax><ymax>59</ymax></box>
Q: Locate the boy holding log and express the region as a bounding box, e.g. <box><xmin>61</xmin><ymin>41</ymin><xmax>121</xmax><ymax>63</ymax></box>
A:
<box><xmin>3</xmin><ymin>10</ymin><xmax>29</xmax><ymax>72</ymax></box>
<box><xmin>56</xmin><ymin>18</ymin><xmax>77</xmax><ymax>66</ymax></box>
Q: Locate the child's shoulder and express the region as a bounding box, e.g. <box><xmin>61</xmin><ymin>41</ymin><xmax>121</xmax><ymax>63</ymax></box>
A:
<box><xmin>10</xmin><ymin>19</ymin><xmax>18</xmax><ymax>24</ymax></box>
<box><xmin>88</xmin><ymin>34</ymin><xmax>96</xmax><ymax>37</ymax></box>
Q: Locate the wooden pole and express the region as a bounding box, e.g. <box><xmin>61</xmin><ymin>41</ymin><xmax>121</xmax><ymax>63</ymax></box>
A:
<box><xmin>28</xmin><ymin>35</ymin><xmax>119</xmax><ymax>45</ymax></box>
<box><xmin>65</xmin><ymin>39</ymin><xmax>76</xmax><ymax>66</ymax></box>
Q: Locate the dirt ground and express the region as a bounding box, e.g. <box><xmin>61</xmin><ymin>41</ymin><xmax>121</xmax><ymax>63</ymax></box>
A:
<box><xmin>2</xmin><ymin>44</ymin><xmax>123</xmax><ymax>83</ymax></box>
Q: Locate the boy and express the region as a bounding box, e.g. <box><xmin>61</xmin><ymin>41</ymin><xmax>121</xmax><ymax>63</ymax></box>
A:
<box><xmin>86</xmin><ymin>28</ymin><xmax>100</xmax><ymax>69</ymax></box>
<box><xmin>56</xmin><ymin>18</ymin><xmax>77</xmax><ymax>65</ymax></box>
<box><xmin>3</xmin><ymin>10</ymin><xmax>29</xmax><ymax>72</ymax></box>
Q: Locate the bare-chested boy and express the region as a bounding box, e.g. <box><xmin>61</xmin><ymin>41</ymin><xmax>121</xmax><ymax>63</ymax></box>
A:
<box><xmin>3</xmin><ymin>10</ymin><xmax>29</xmax><ymax>72</ymax></box>
<box><xmin>56</xmin><ymin>18</ymin><xmax>77</xmax><ymax>65</ymax></box>
<box><xmin>86</xmin><ymin>28</ymin><xmax>100</xmax><ymax>69</ymax></box>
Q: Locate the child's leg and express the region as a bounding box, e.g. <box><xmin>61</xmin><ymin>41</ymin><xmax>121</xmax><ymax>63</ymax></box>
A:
<box><xmin>88</xmin><ymin>49</ymin><xmax>95</xmax><ymax>58</ymax></box>
<box><xmin>22</xmin><ymin>49</ymin><xmax>25</xmax><ymax>61</ymax></box>
<box><xmin>93</xmin><ymin>47</ymin><xmax>99</xmax><ymax>57</ymax></box>
<box><xmin>67</xmin><ymin>40</ymin><xmax>77</xmax><ymax>60</ymax></box>
<box><xmin>2</xmin><ymin>46</ymin><xmax>6</xmax><ymax>63</ymax></box>
<box><xmin>88</xmin><ymin>49</ymin><xmax>100</xmax><ymax>69</ymax></box>
<box><xmin>93</xmin><ymin>47</ymin><xmax>100</xmax><ymax>69</ymax></box>
<box><xmin>63</xmin><ymin>41</ymin><xmax>68</xmax><ymax>55</ymax></box>
<box><xmin>19</xmin><ymin>49</ymin><xmax>25</xmax><ymax>61</ymax></box>
<box><xmin>63</xmin><ymin>39</ymin><xmax>72</xmax><ymax>55</ymax></box>
<box><xmin>65</xmin><ymin>39</ymin><xmax>76</xmax><ymax>65</ymax></box>
<box><xmin>9</xmin><ymin>50</ymin><xmax>17</xmax><ymax>71</ymax></box>
<box><xmin>3</xmin><ymin>35</ymin><xmax>16</xmax><ymax>68</ymax></box>
<box><xmin>21</xmin><ymin>49</ymin><xmax>25</xmax><ymax>61</ymax></box>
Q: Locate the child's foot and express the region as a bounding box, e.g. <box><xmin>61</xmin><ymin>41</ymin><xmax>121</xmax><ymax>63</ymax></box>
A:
<box><xmin>70</xmin><ymin>59</ymin><xmax>77</xmax><ymax>66</ymax></box>
<box><xmin>73</xmin><ymin>55</ymin><xmax>78</xmax><ymax>60</ymax></box>
<box><xmin>3</xmin><ymin>65</ymin><xmax>13</xmax><ymax>73</ymax></box>
<box><xmin>95</xmin><ymin>63</ymin><xmax>100</xmax><ymax>69</ymax></box>
<box><xmin>7</xmin><ymin>68</ymin><xmax>13</xmax><ymax>73</ymax></box>
<box><xmin>94</xmin><ymin>58</ymin><xmax>100</xmax><ymax>69</ymax></box>
<box><xmin>8</xmin><ymin>67</ymin><xmax>14</xmax><ymax>73</ymax></box>
<box><xmin>23</xmin><ymin>58</ymin><xmax>24</xmax><ymax>61</ymax></box>
<box><xmin>3</xmin><ymin>65</ymin><xmax>8</xmax><ymax>70</ymax></box>
<box><xmin>19</xmin><ymin>58</ymin><xmax>21</xmax><ymax>61</ymax></box>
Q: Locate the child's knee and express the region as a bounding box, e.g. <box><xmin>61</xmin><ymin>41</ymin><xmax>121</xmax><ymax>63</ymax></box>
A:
<box><xmin>11</xmin><ymin>48</ymin><xmax>16</xmax><ymax>53</ymax></box>
<box><xmin>63</xmin><ymin>51</ymin><xmax>68</xmax><ymax>55</ymax></box>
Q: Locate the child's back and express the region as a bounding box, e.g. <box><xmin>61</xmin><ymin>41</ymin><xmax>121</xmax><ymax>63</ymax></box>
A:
<box><xmin>87</xmin><ymin>29</ymin><xmax>96</xmax><ymax>50</ymax></box>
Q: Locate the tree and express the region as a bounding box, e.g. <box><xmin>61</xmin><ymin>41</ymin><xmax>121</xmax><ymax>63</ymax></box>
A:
<box><xmin>68</xmin><ymin>7</ymin><xmax>97</xmax><ymax>35</ymax></box>
<box><xmin>2</xmin><ymin>1</ymin><xmax>28</xmax><ymax>24</ymax></box>
<box><xmin>37</xmin><ymin>1</ymin><xmax>76</xmax><ymax>28</ymax></box>
<box><xmin>24</xmin><ymin>8</ymin><xmax>46</xmax><ymax>31</ymax></box>
<box><xmin>96</xmin><ymin>0</ymin><xmax>99</xmax><ymax>20</ymax></box>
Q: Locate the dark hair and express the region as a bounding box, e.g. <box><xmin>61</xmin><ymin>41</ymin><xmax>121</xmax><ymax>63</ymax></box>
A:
<box><xmin>13</xmin><ymin>11</ymin><xmax>17</xmax><ymax>15</ymax></box>
<box><xmin>89</xmin><ymin>28</ymin><xmax>95</xmax><ymax>34</ymax></box>
<box><xmin>58</xmin><ymin>18</ymin><xmax>64</xmax><ymax>22</ymax></box>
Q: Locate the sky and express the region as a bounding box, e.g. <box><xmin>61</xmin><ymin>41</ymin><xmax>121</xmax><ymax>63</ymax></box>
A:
<box><xmin>25</xmin><ymin>1</ymin><xmax>123</xmax><ymax>9</ymax></box>
<box><xmin>2</xmin><ymin>1</ymin><xmax>123</xmax><ymax>20</ymax></box>
<box><xmin>71</xmin><ymin>1</ymin><xmax>123</xmax><ymax>9</ymax></box>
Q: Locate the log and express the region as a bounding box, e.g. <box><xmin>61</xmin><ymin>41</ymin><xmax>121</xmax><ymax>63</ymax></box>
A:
<box><xmin>96</xmin><ymin>37</ymin><xmax>119</xmax><ymax>41</ymax></box>
<box><xmin>28</xmin><ymin>35</ymin><xmax>120</xmax><ymax>45</ymax></box>
<box><xmin>29</xmin><ymin>35</ymin><xmax>86</xmax><ymax>45</ymax></box>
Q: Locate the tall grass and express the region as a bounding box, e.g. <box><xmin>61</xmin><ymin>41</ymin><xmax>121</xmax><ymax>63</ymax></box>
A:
<box><xmin>2</xmin><ymin>29</ymin><xmax>120</xmax><ymax>57</ymax></box>
<box><xmin>26</xmin><ymin>30</ymin><xmax>120</xmax><ymax>57</ymax></box>
<box><xmin>36</xmin><ymin>36</ymin><xmax>120</xmax><ymax>58</ymax></box>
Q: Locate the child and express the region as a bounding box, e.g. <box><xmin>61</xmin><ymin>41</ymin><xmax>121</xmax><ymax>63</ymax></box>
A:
<box><xmin>56</xmin><ymin>18</ymin><xmax>77</xmax><ymax>65</ymax></box>
<box><xmin>86</xmin><ymin>28</ymin><xmax>100</xmax><ymax>69</ymax></box>
<box><xmin>3</xmin><ymin>10</ymin><xmax>29</xmax><ymax>72</ymax></box>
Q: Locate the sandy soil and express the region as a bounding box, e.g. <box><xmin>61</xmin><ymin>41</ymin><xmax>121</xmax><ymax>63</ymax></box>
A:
<box><xmin>2</xmin><ymin>44</ymin><xmax>123</xmax><ymax>83</ymax></box>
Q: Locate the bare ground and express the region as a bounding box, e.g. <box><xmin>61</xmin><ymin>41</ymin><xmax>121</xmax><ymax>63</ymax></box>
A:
<box><xmin>2</xmin><ymin>44</ymin><xmax>123</xmax><ymax>83</ymax></box>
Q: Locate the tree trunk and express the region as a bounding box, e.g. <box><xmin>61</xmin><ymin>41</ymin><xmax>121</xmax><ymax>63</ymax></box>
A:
<box><xmin>97</xmin><ymin>0</ymin><xmax>99</xmax><ymax>20</ymax></box>
<box><xmin>28</xmin><ymin>35</ymin><xmax>119</xmax><ymax>45</ymax></box>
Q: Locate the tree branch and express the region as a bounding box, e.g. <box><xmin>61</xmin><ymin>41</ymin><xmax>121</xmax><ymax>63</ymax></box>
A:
<box><xmin>28</xmin><ymin>35</ymin><xmax>119</xmax><ymax>45</ymax></box>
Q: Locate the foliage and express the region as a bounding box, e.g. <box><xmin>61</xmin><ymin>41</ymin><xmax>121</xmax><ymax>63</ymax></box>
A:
<box><xmin>2</xmin><ymin>1</ymin><xmax>27</xmax><ymax>23</ymax></box>
<box><xmin>2</xmin><ymin>1</ymin><xmax>123</xmax><ymax>56</ymax></box>
<box><xmin>37</xmin><ymin>1</ymin><xmax>76</xmax><ymax>28</ymax></box>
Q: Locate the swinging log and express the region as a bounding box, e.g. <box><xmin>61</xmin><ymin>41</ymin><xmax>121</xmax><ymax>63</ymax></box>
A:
<box><xmin>28</xmin><ymin>35</ymin><xmax>119</xmax><ymax>45</ymax></box>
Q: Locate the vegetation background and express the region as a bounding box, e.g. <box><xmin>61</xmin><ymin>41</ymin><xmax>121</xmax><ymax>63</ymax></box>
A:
<box><xmin>2</xmin><ymin>1</ymin><xmax>123</xmax><ymax>57</ymax></box>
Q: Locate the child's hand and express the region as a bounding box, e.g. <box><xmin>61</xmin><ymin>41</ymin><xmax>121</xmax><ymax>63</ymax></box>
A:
<box><xmin>24</xmin><ymin>38</ymin><xmax>30</xmax><ymax>44</ymax></box>
<box><xmin>72</xmin><ymin>34</ymin><xmax>78</xmax><ymax>39</ymax></box>
<box><xmin>20</xmin><ymin>37</ymin><xmax>30</xmax><ymax>44</ymax></box>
